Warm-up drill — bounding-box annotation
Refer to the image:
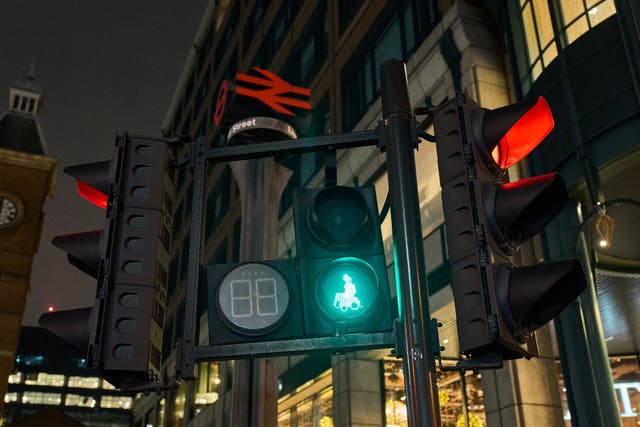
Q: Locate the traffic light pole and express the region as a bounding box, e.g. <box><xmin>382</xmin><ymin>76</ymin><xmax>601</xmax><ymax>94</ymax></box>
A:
<box><xmin>380</xmin><ymin>60</ymin><xmax>441</xmax><ymax>427</ymax></box>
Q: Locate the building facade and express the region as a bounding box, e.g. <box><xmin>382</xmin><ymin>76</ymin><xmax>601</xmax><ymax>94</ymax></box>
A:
<box><xmin>3</xmin><ymin>327</ymin><xmax>133</xmax><ymax>426</ymax></box>
<box><xmin>0</xmin><ymin>67</ymin><xmax>57</xmax><ymax>422</ymax></box>
<box><xmin>133</xmin><ymin>0</ymin><xmax>640</xmax><ymax>426</ymax></box>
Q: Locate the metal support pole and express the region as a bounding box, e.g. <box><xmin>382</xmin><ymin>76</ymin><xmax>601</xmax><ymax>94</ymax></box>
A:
<box><xmin>380</xmin><ymin>59</ymin><xmax>441</xmax><ymax>427</ymax></box>
<box><xmin>180</xmin><ymin>136</ymin><xmax>208</xmax><ymax>380</ymax></box>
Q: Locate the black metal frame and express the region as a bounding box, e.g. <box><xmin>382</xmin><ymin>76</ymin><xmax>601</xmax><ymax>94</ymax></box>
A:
<box><xmin>177</xmin><ymin>59</ymin><xmax>442</xmax><ymax>427</ymax></box>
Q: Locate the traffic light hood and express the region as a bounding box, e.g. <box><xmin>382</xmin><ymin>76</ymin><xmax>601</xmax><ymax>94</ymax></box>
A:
<box><xmin>498</xmin><ymin>259</ymin><xmax>587</xmax><ymax>341</ymax></box>
<box><xmin>39</xmin><ymin>307</ymin><xmax>94</xmax><ymax>354</ymax></box>
<box><xmin>65</xmin><ymin>160</ymin><xmax>112</xmax><ymax>209</ymax></box>
<box><xmin>52</xmin><ymin>230</ymin><xmax>103</xmax><ymax>278</ymax></box>
<box><xmin>479</xmin><ymin>96</ymin><xmax>554</xmax><ymax>170</ymax></box>
<box><xmin>488</xmin><ymin>173</ymin><xmax>568</xmax><ymax>253</ymax></box>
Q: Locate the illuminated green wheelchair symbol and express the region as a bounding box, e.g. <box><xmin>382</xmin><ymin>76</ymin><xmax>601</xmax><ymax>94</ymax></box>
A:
<box><xmin>333</xmin><ymin>274</ymin><xmax>362</xmax><ymax>312</ymax></box>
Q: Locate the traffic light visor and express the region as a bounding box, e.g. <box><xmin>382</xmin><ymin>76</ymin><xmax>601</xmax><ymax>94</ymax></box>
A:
<box><xmin>502</xmin><ymin>259</ymin><xmax>586</xmax><ymax>339</ymax></box>
<box><xmin>52</xmin><ymin>230</ymin><xmax>103</xmax><ymax>278</ymax></box>
<box><xmin>488</xmin><ymin>97</ymin><xmax>554</xmax><ymax>169</ymax></box>
<box><xmin>39</xmin><ymin>307</ymin><xmax>94</xmax><ymax>354</ymax></box>
<box><xmin>65</xmin><ymin>161</ymin><xmax>111</xmax><ymax>209</ymax></box>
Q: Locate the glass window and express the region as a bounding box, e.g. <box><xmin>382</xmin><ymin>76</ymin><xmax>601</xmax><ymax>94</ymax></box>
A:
<box><xmin>24</xmin><ymin>373</ymin><xmax>65</xmax><ymax>387</ymax></box>
<box><xmin>4</xmin><ymin>392</ymin><xmax>18</xmax><ymax>403</ymax></box>
<box><xmin>557</xmin><ymin>356</ymin><xmax>640</xmax><ymax>422</ymax></box>
<box><xmin>280</xmin><ymin>1</ymin><xmax>327</xmax><ymax>87</ymax></box>
<box><xmin>102</xmin><ymin>380</ymin><xmax>116</xmax><ymax>390</ymax></box>
<box><xmin>173</xmin><ymin>382</ymin><xmax>187</xmax><ymax>425</ymax></box>
<box><xmin>100</xmin><ymin>395</ymin><xmax>132</xmax><ymax>409</ymax></box>
<box><xmin>8</xmin><ymin>372</ymin><xmax>22</xmax><ymax>384</ymax></box>
<box><xmin>195</xmin><ymin>362</ymin><xmax>221</xmax><ymax>413</ymax></box>
<box><xmin>65</xmin><ymin>394</ymin><xmax>97</xmax><ymax>408</ymax></box>
<box><xmin>339</xmin><ymin>0</ymin><xmax>365</xmax><ymax>34</ymax></box>
<box><xmin>278</xmin><ymin>410</ymin><xmax>291</xmax><ymax>427</ymax></box>
<box><xmin>158</xmin><ymin>397</ymin><xmax>166</xmax><ymax>426</ymax></box>
<box><xmin>341</xmin><ymin>0</ymin><xmax>438</xmax><ymax>131</ymax></box>
<box><xmin>22</xmin><ymin>392</ymin><xmax>62</xmax><ymax>405</ymax></box>
<box><xmin>205</xmin><ymin>166</ymin><xmax>231</xmax><ymax>241</ymax></box>
<box><xmin>384</xmin><ymin>359</ymin><xmax>486</xmax><ymax>426</ymax></box>
<box><xmin>244</xmin><ymin>1</ymin><xmax>264</xmax><ymax>49</ymax></box>
<box><xmin>67</xmin><ymin>376</ymin><xmax>100</xmax><ymax>389</ymax></box>
<box><xmin>317</xmin><ymin>387</ymin><xmax>333</xmax><ymax>426</ymax></box>
<box><xmin>587</xmin><ymin>0</ymin><xmax>616</xmax><ymax>27</ymax></box>
<box><xmin>296</xmin><ymin>399</ymin><xmax>314</xmax><ymax>426</ymax></box>
<box><xmin>517</xmin><ymin>0</ymin><xmax>616</xmax><ymax>87</ymax></box>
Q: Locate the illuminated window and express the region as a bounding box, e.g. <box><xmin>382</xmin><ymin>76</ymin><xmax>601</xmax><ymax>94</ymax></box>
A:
<box><xmin>68</xmin><ymin>376</ymin><xmax>100</xmax><ymax>389</ymax></box>
<box><xmin>296</xmin><ymin>399</ymin><xmax>314</xmax><ymax>426</ymax></box>
<box><xmin>100</xmin><ymin>395</ymin><xmax>132</xmax><ymax>409</ymax></box>
<box><xmin>557</xmin><ymin>356</ymin><xmax>640</xmax><ymax>422</ymax></box>
<box><xmin>561</xmin><ymin>0</ymin><xmax>616</xmax><ymax>43</ymax></box>
<box><xmin>383</xmin><ymin>359</ymin><xmax>486</xmax><ymax>426</ymax></box>
<box><xmin>195</xmin><ymin>362</ymin><xmax>220</xmax><ymax>413</ymax></box>
<box><xmin>158</xmin><ymin>398</ymin><xmax>166</xmax><ymax>426</ymax></box>
<box><xmin>294</xmin><ymin>391</ymin><xmax>334</xmax><ymax>427</ymax></box>
<box><xmin>65</xmin><ymin>394</ymin><xmax>97</xmax><ymax>408</ymax></box>
<box><xmin>278</xmin><ymin>370</ymin><xmax>333</xmax><ymax>426</ymax></box>
<box><xmin>102</xmin><ymin>380</ymin><xmax>116</xmax><ymax>390</ymax></box>
<box><xmin>24</xmin><ymin>373</ymin><xmax>65</xmax><ymax>387</ymax></box>
<box><xmin>22</xmin><ymin>392</ymin><xmax>62</xmax><ymax>405</ymax></box>
<box><xmin>519</xmin><ymin>0</ymin><xmax>557</xmax><ymax>81</ymax></box>
<box><xmin>173</xmin><ymin>382</ymin><xmax>187</xmax><ymax>424</ymax></box>
<box><xmin>278</xmin><ymin>410</ymin><xmax>291</xmax><ymax>427</ymax></box>
<box><xmin>4</xmin><ymin>392</ymin><xmax>18</xmax><ymax>403</ymax></box>
<box><xmin>8</xmin><ymin>372</ymin><xmax>22</xmax><ymax>384</ymax></box>
<box><xmin>518</xmin><ymin>0</ymin><xmax>616</xmax><ymax>85</ymax></box>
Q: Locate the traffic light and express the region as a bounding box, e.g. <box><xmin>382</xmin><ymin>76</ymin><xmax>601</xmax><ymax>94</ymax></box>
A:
<box><xmin>293</xmin><ymin>186</ymin><xmax>393</xmax><ymax>336</ymax></box>
<box><xmin>40</xmin><ymin>134</ymin><xmax>173</xmax><ymax>388</ymax></box>
<box><xmin>432</xmin><ymin>94</ymin><xmax>586</xmax><ymax>360</ymax></box>
<box><xmin>205</xmin><ymin>186</ymin><xmax>393</xmax><ymax>350</ymax></box>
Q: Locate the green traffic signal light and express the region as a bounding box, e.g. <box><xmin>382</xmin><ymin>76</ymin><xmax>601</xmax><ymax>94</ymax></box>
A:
<box><xmin>314</xmin><ymin>257</ymin><xmax>379</xmax><ymax>323</ymax></box>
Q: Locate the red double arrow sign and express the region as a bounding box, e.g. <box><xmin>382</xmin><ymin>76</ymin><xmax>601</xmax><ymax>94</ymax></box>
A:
<box><xmin>235</xmin><ymin>67</ymin><xmax>311</xmax><ymax>116</ymax></box>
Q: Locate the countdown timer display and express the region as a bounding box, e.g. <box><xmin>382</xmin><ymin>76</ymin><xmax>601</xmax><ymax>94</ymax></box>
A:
<box><xmin>217</xmin><ymin>263</ymin><xmax>291</xmax><ymax>335</ymax></box>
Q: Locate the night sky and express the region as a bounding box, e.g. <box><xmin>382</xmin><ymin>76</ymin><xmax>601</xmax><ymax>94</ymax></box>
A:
<box><xmin>0</xmin><ymin>0</ymin><xmax>209</xmax><ymax>325</ymax></box>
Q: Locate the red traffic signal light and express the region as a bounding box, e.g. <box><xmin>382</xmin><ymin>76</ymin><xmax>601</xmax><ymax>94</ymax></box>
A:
<box><xmin>480</xmin><ymin>96</ymin><xmax>554</xmax><ymax>170</ymax></box>
<box><xmin>66</xmin><ymin>160</ymin><xmax>111</xmax><ymax>209</ymax></box>
<box><xmin>433</xmin><ymin>94</ymin><xmax>586</xmax><ymax>361</ymax></box>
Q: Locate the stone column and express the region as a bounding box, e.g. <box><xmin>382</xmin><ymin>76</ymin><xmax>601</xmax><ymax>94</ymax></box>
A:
<box><xmin>481</xmin><ymin>325</ymin><xmax>565</xmax><ymax>427</ymax></box>
<box><xmin>332</xmin><ymin>351</ymin><xmax>385</xmax><ymax>427</ymax></box>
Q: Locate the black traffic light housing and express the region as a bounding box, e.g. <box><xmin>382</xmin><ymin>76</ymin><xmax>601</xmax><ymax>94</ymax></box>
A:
<box><xmin>40</xmin><ymin>134</ymin><xmax>173</xmax><ymax>389</ymax></box>
<box><xmin>433</xmin><ymin>94</ymin><xmax>586</xmax><ymax>361</ymax></box>
<box><xmin>206</xmin><ymin>259</ymin><xmax>304</xmax><ymax>345</ymax></box>
<box><xmin>293</xmin><ymin>186</ymin><xmax>393</xmax><ymax>337</ymax></box>
<box><xmin>204</xmin><ymin>185</ymin><xmax>393</xmax><ymax>355</ymax></box>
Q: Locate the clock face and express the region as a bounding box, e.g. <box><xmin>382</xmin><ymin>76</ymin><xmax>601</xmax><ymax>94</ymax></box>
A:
<box><xmin>0</xmin><ymin>192</ymin><xmax>23</xmax><ymax>229</ymax></box>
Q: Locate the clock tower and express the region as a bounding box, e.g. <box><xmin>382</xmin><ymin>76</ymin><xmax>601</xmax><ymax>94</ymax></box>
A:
<box><xmin>0</xmin><ymin>65</ymin><xmax>57</xmax><ymax>416</ymax></box>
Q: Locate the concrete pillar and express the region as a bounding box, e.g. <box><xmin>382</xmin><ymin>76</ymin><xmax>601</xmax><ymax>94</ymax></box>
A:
<box><xmin>482</xmin><ymin>325</ymin><xmax>565</xmax><ymax>427</ymax></box>
<box><xmin>332</xmin><ymin>352</ymin><xmax>384</xmax><ymax>427</ymax></box>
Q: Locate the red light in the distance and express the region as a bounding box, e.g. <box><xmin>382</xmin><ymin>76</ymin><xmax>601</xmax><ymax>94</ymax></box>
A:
<box><xmin>77</xmin><ymin>180</ymin><xmax>108</xmax><ymax>209</ymax></box>
<box><xmin>494</xmin><ymin>97</ymin><xmax>554</xmax><ymax>169</ymax></box>
<box><xmin>47</xmin><ymin>305</ymin><xmax>55</xmax><ymax>312</ymax></box>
